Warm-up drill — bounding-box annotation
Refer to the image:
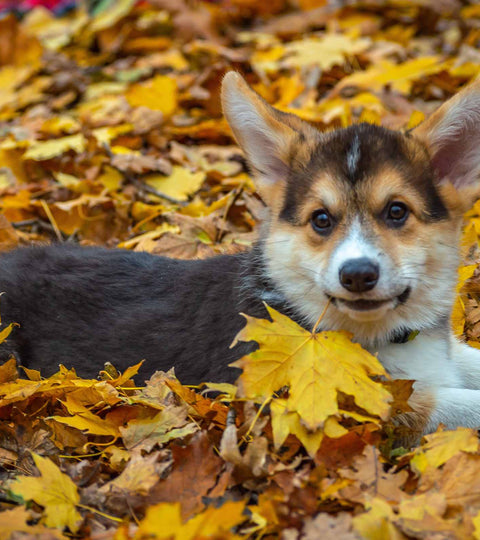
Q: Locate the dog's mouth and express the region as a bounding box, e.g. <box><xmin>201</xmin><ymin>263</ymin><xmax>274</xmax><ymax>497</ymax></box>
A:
<box><xmin>328</xmin><ymin>287</ymin><xmax>411</xmax><ymax>312</ymax></box>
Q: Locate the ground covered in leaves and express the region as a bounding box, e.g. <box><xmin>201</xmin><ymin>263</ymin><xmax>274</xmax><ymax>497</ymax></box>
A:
<box><xmin>3</xmin><ymin>0</ymin><xmax>480</xmax><ymax>538</ymax></box>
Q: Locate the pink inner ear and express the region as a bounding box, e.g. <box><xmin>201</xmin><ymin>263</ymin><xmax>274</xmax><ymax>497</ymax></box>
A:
<box><xmin>431</xmin><ymin>137</ymin><xmax>475</xmax><ymax>188</ymax></box>
<box><xmin>430</xmin><ymin>120</ymin><xmax>480</xmax><ymax>189</ymax></box>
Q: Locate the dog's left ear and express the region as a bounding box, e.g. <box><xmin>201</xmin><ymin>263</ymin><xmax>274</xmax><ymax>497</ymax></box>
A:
<box><xmin>221</xmin><ymin>71</ymin><xmax>320</xmax><ymax>205</ymax></box>
<box><xmin>414</xmin><ymin>78</ymin><xmax>480</xmax><ymax>205</ymax></box>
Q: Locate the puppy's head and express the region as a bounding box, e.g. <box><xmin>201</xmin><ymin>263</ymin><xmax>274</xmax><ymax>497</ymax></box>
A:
<box><xmin>222</xmin><ymin>72</ymin><xmax>480</xmax><ymax>344</ymax></box>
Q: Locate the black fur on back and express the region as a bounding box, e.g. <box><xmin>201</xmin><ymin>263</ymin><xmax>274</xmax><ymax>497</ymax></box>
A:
<box><xmin>0</xmin><ymin>245</ymin><xmax>273</xmax><ymax>384</ymax></box>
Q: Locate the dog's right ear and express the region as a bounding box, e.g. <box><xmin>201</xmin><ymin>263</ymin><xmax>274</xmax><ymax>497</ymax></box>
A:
<box><xmin>413</xmin><ymin>78</ymin><xmax>480</xmax><ymax>208</ymax></box>
<box><xmin>221</xmin><ymin>72</ymin><xmax>320</xmax><ymax>203</ymax></box>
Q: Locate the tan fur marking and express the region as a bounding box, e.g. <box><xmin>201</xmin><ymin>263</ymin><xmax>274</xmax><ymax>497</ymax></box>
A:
<box><xmin>300</xmin><ymin>174</ymin><xmax>348</xmax><ymax>222</ymax></box>
<box><xmin>394</xmin><ymin>388</ymin><xmax>436</xmax><ymax>446</ymax></box>
<box><xmin>358</xmin><ymin>166</ymin><xmax>428</xmax><ymax>219</ymax></box>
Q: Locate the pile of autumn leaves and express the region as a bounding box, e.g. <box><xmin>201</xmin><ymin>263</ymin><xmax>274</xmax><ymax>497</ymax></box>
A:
<box><xmin>1</xmin><ymin>307</ymin><xmax>480</xmax><ymax>538</ymax></box>
<box><xmin>3</xmin><ymin>0</ymin><xmax>480</xmax><ymax>538</ymax></box>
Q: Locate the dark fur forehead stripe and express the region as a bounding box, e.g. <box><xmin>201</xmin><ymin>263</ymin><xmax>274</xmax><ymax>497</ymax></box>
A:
<box><xmin>280</xmin><ymin>123</ymin><xmax>449</xmax><ymax>223</ymax></box>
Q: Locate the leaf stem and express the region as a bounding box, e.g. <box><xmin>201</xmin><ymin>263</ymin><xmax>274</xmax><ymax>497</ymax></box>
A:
<box><xmin>242</xmin><ymin>394</ymin><xmax>273</xmax><ymax>443</ymax></box>
<box><xmin>312</xmin><ymin>298</ymin><xmax>332</xmax><ymax>334</ymax></box>
<box><xmin>58</xmin><ymin>451</ymin><xmax>104</xmax><ymax>459</ymax></box>
<box><xmin>40</xmin><ymin>199</ymin><xmax>63</xmax><ymax>242</ymax></box>
<box><xmin>77</xmin><ymin>503</ymin><xmax>123</xmax><ymax>523</ymax></box>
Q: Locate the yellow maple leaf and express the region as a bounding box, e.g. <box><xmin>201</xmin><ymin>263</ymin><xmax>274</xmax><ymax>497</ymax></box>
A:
<box><xmin>118</xmin><ymin>223</ymin><xmax>180</xmax><ymax>251</ymax></box>
<box><xmin>271</xmin><ymin>398</ymin><xmax>344</xmax><ymax>456</ymax></box>
<box><xmin>126</xmin><ymin>74</ymin><xmax>177</xmax><ymax>116</ymax></box>
<box><xmin>11</xmin><ymin>453</ymin><xmax>82</xmax><ymax>533</ymax></box>
<box><xmin>0</xmin><ymin>506</ymin><xmax>66</xmax><ymax>540</ymax></box>
<box><xmin>50</xmin><ymin>395</ymin><xmax>120</xmax><ymax>437</ymax></box>
<box><xmin>40</xmin><ymin>115</ymin><xmax>80</xmax><ymax>136</ymax></box>
<box><xmin>145</xmin><ymin>166</ymin><xmax>206</xmax><ymax>202</ymax></box>
<box><xmin>353</xmin><ymin>497</ymin><xmax>403</xmax><ymax>540</ymax></box>
<box><xmin>23</xmin><ymin>134</ymin><xmax>86</xmax><ymax>161</ymax></box>
<box><xmin>335</xmin><ymin>57</ymin><xmax>448</xmax><ymax>94</ymax></box>
<box><xmin>136</xmin><ymin>500</ymin><xmax>245</xmax><ymax>539</ymax></box>
<box><xmin>136</xmin><ymin>502</ymin><xmax>183</xmax><ymax>539</ymax></box>
<box><xmin>0</xmin><ymin>322</ymin><xmax>17</xmax><ymax>345</ymax></box>
<box><xmin>451</xmin><ymin>264</ymin><xmax>476</xmax><ymax>336</ymax></box>
<box><xmin>0</xmin><ymin>357</ymin><xmax>18</xmax><ymax>383</ymax></box>
<box><xmin>409</xmin><ymin>427</ymin><xmax>479</xmax><ymax>475</ymax></box>
<box><xmin>92</xmin><ymin>123</ymin><xmax>133</xmax><ymax>145</ymax></box>
<box><xmin>233</xmin><ymin>305</ymin><xmax>392</xmax><ymax>431</ymax></box>
<box><xmin>473</xmin><ymin>510</ymin><xmax>480</xmax><ymax>540</ymax></box>
<box><xmin>90</xmin><ymin>0</ymin><xmax>137</xmax><ymax>32</ymax></box>
<box><xmin>253</xmin><ymin>34</ymin><xmax>370</xmax><ymax>72</ymax></box>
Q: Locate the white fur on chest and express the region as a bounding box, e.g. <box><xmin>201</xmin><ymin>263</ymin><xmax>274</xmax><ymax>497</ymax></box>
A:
<box><xmin>372</xmin><ymin>332</ymin><xmax>462</xmax><ymax>388</ymax></box>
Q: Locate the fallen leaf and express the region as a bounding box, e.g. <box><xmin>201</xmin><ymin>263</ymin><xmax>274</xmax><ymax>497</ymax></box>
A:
<box><xmin>23</xmin><ymin>134</ymin><xmax>87</xmax><ymax>160</ymax></box>
<box><xmin>11</xmin><ymin>452</ymin><xmax>82</xmax><ymax>533</ymax></box>
<box><xmin>353</xmin><ymin>497</ymin><xmax>406</xmax><ymax>540</ymax></box>
<box><xmin>0</xmin><ymin>506</ymin><xmax>66</xmax><ymax>540</ymax></box>
<box><xmin>253</xmin><ymin>34</ymin><xmax>370</xmax><ymax>72</ymax></box>
<box><xmin>136</xmin><ymin>500</ymin><xmax>246</xmax><ymax>540</ymax></box>
<box><xmin>147</xmin><ymin>432</ymin><xmax>224</xmax><ymax>519</ymax></box>
<box><xmin>234</xmin><ymin>305</ymin><xmax>392</xmax><ymax>430</ymax></box>
<box><xmin>100</xmin><ymin>451</ymin><xmax>170</xmax><ymax>496</ymax></box>
<box><xmin>409</xmin><ymin>427</ymin><xmax>479</xmax><ymax>475</ymax></box>
<box><xmin>335</xmin><ymin>57</ymin><xmax>448</xmax><ymax>94</ymax></box>
<box><xmin>120</xmin><ymin>406</ymin><xmax>197</xmax><ymax>452</ymax></box>
<box><xmin>126</xmin><ymin>74</ymin><xmax>177</xmax><ymax>116</ymax></box>
<box><xmin>145</xmin><ymin>166</ymin><xmax>206</xmax><ymax>202</ymax></box>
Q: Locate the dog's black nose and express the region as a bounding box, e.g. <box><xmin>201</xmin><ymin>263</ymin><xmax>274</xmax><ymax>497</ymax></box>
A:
<box><xmin>339</xmin><ymin>258</ymin><xmax>379</xmax><ymax>292</ymax></box>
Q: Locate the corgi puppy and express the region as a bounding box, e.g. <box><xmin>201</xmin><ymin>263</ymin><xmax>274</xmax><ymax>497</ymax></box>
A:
<box><xmin>1</xmin><ymin>72</ymin><xmax>480</xmax><ymax>439</ymax></box>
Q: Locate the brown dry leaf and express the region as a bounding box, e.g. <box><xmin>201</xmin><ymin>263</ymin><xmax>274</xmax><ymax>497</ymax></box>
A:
<box><xmin>147</xmin><ymin>432</ymin><xmax>225</xmax><ymax>519</ymax></box>
<box><xmin>167</xmin><ymin>378</ymin><xmax>229</xmax><ymax>427</ymax></box>
<box><xmin>100</xmin><ymin>450</ymin><xmax>170</xmax><ymax>497</ymax></box>
<box><xmin>419</xmin><ymin>452</ymin><xmax>480</xmax><ymax>507</ymax></box>
<box><xmin>302</xmin><ymin>513</ymin><xmax>357</xmax><ymax>540</ymax></box>
<box><xmin>395</xmin><ymin>493</ymin><xmax>457</xmax><ymax>537</ymax></box>
<box><xmin>220</xmin><ymin>423</ymin><xmax>269</xmax><ymax>478</ymax></box>
<box><xmin>338</xmin><ymin>446</ymin><xmax>409</xmax><ymax>505</ymax></box>
<box><xmin>148</xmin><ymin>213</ymin><xmax>219</xmax><ymax>259</ymax></box>
<box><xmin>384</xmin><ymin>379</ymin><xmax>414</xmax><ymax>415</ymax></box>
<box><xmin>120</xmin><ymin>407</ymin><xmax>198</xmax><ymax>452</ymax></box>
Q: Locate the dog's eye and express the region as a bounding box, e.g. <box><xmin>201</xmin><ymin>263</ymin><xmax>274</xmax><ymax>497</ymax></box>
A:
<box><xmin>386</xmin><ymin>202</ymin><xmax>409</xmax><ymax>225</ymax></box>
<box><xmin>311</xmin><ymin>209</ymin><xmax>332</xmax><ymax>233</ymax></box>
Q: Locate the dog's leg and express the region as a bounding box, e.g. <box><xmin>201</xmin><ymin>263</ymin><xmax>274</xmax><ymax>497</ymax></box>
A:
<box><xmin>390</xmin><ymin>337</ymin><xmax>480</xmax><ymax>441</ymax></box>
<box><xmin>427</xmin><ymin>386</ymin><xmax>480</xmax><ymax>430</ymax></box>
<box><xmin>394</xmin><ymin>385</ymin><xmax>480</xmax><ymax>447</ymax></box>
<box><xmin>450</xmin><ymin>338</ymin><xmax>480</xmax><ymax>389</ymax></box>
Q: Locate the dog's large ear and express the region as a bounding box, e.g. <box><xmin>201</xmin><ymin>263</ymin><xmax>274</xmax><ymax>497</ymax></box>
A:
<box><xmin>413</xmin><ymin>79</ymin><xmax>480</xmax><ymax>205</ymax></box>
<box><xmin>221</xmin><ymin>72</ymin><xmax>320</xmax><ymax>203</ymax></box>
